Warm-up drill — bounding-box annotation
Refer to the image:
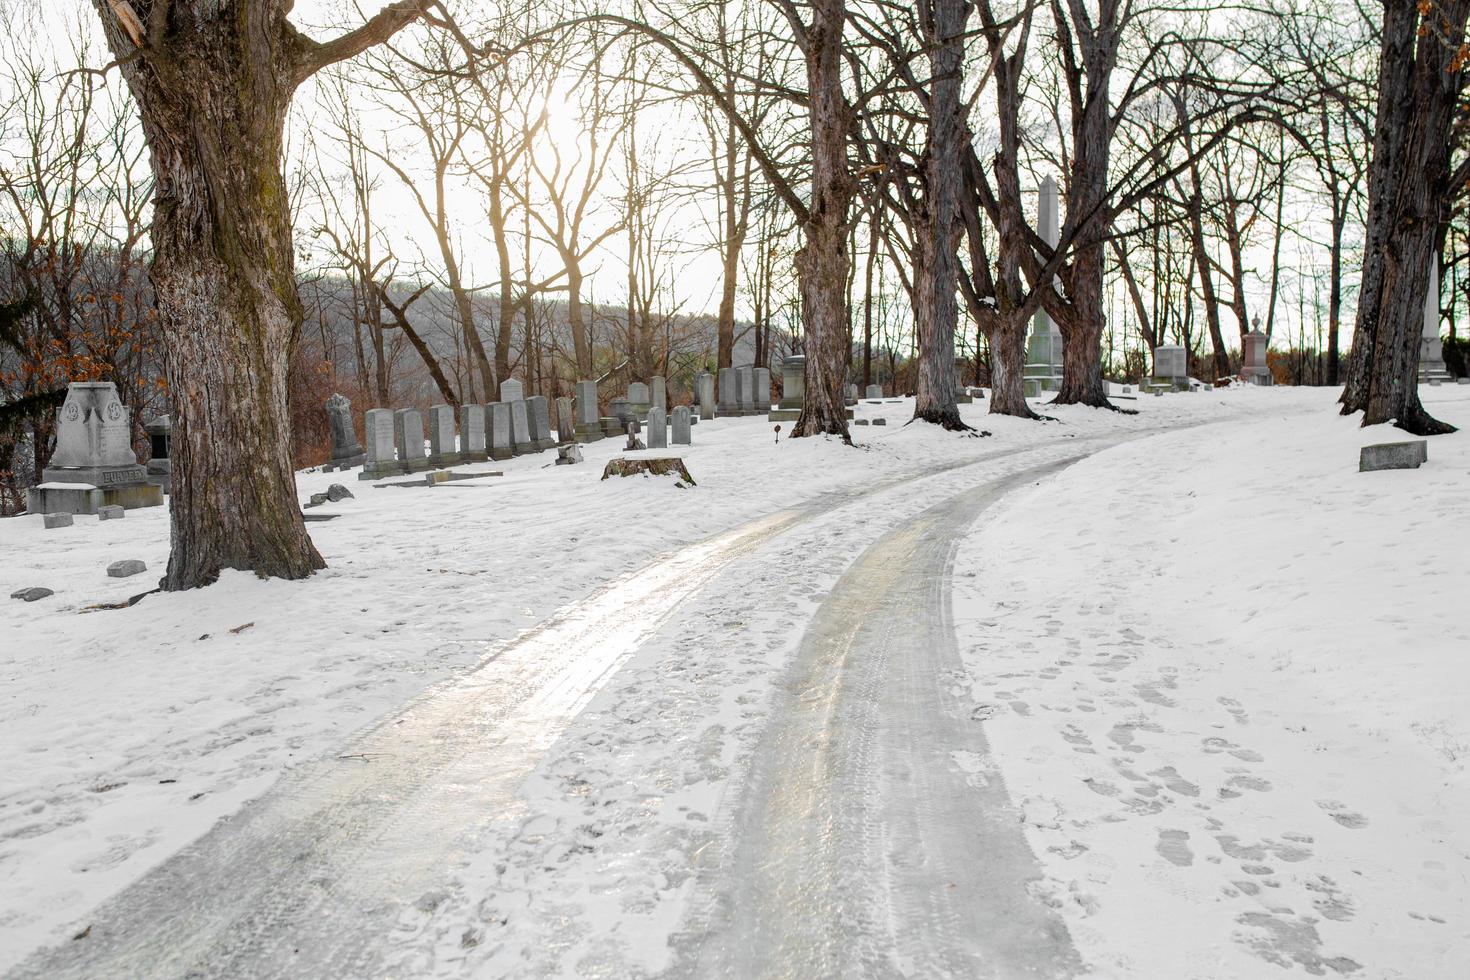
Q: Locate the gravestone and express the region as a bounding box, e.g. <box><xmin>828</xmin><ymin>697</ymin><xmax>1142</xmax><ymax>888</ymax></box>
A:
<box><xmin>43</xmin><ymin>513</ymin><xmax>73</xmax><ymax>529</ymax></box>
<box><xmin>737</xmin><ymin>366</ymin><xmax>756</xmax><ymax>415</ymax></box>
<box><xmin>499</xmin><ymin>378</ymin><xmax>525</xmax><ymax>403</ymax></box>
<box><xmin>361</xmin><ymin>408</ymin><xmax>400</xmax><ymax>479</ymax></box>
<box><xmin>144</xmin><ymin>414</ymin><xmax>172</xmax><ymax>494</ymax></box>
<box><xmin>98</xmin><ymin>505</ymin><xmax>124</xmax><ymax>521</ymax></box>
<box><xmin>772</xmin><ymin>354</ymin><xmax>805</xmax><ymax>421</ymax></box>
<box><xmin>26</xmin><ymin>381</ymin><xmax>162</xmax><ymax>515</ymax></box>
<box><xmin>844</xmin><ymin>384</ymin><xmax>859</xmax><ymax>406</ymax></box>
<box><xmin>696</xmin><ymin>372</ymin><xmax>716</xmax><ymax>420</ymax></box>
<box><xmin>395</xmin><ymin>408</ymin><xmax>429</xmax><ymax>472</ymax></box>
<box><xmin>865</xmin><ymin>384</ymin><xmax>883</xmax><ymax>400</ymax></box>
<box><xmin>628</xmin><ymin>382</ymin><xmax>651</xmax><ymax>421</ymax></box>
<box><xmin>651</xmin><ymin>376</ymin><xmax>667</xmax><ymax>416</ymax></box>
<box><xmin>487</xmin><ymin>402</ymin><xmax>514</xmax><ymax>460</ymax></box>
<box><xmin>1420</xmin><ymin>254</ymin><xmax>1454</xmax><ymax>385</ymax></box>
<box><xmin>672</xmin><ymin>405</ymin><xmax>692</xmax><ymax>445</ymax></box>
<box><xmin>325</xmin><ymin>393</ymin><xmax>366</xmax><ymax>469</ymax></box>
<box><xmin>509</xmin><ymin>398</ymin><xmax>532</xmax><ymax>455</ymax></box>
<box><xmin>1241</xmin><ymin>327</ymin><xmax>1272</xmax><ymax>386</ymax></box>
<box><xmin>556</xmin><ymin>396</ymin><xmax>575</xmax><ymax>443</ymax></box>
<box><xmin>611</xmin><ymin>397</ymin><xmax>635</xmax><ymax>429</ymax></box>
<box><xmin>752</xmin><ymin>367</ymin><xmax>771</xmax><ymax>412</ymax></box>
<box><xmin>717</xmin><ymin>367</ymin><xmax>741</xmax><ymax>417</ymax></box>
<box><xmin>426</xmin><ymin>404</ymin><xmax>460</xmax><ymax>466</ymax></box>
<box><xmin>954</xmin><ymin>358</ymin><xmax>973</xmax><ymax>404</ymax></box>
<box><xmin>600</xmin><ymin>416</ymin><xmax>623</xmax><ymax>438</ymax></box>
<box><xmin>1024</xmin><ymin>175</ymin><xmax>1065</xmax><ymax>393</ymax></box>
<box><xmin>526</xmin><ymin>395</ymin><xmax>556</xmax><ymax>450</ymax></box>
<box><xmin>1360</xmin><ymin>441</ymin><xmax>1427</xmax><ymax>472</ymax></box>
<box><xmin>574</xmin><ymin>380</ymin><xmax>603</xmax><ymax>443</ymax></box>
<box><xmin>556</xmin><ymin>444</ymin><xmax>583</xmax><ymax>466</ymax></box>
<box><xmin>459</xmin><ymin>404</ymin><xmax>488</xmax><ymax>462</ymax></box>
<box><xmin>647</xmin><ymin>406</ymin><xmax>668</xmax><ymax>449</ymax></box>
<box><xmin>1152</xmin><ymin>345</ymin><xmax>1188</xmax><ymax>391</ymax></box>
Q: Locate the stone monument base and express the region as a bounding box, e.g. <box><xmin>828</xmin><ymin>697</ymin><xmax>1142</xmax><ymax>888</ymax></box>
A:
<box><xmin>460</xmin><ymin>449</ymin><xmax>489</xmax><ymax>463</ymax></box>
<box><xmin>331</xmin><ymin>450</ymin><xmax>366</xmax><ymax>469</ymax></box>
<box><xmin>359</xmin><ymin>460</ymin><xmax>404</xmax><ymax>480</ymax></box>
<box><xmin>427</xmin><ymin>452</ymin><xmax>461</xmax><ymax>468</ymax></box>
<box><xmin>573</xmin><ymin>423</ymin><xmax>604</xmax><ymax>444</ymax></box>
<box><xmin>768</xmin><ymin>408</ymin><xmax>800</xmax><ymax>422</ymax></box>
<box><xmin>28</xmin><ymin>480</ymin><xmax>163</xmax><ymax>516</ymax></box>
<box><xmin>489</xmin><ymin>447</ymin><xmax>514</xmax><ymax>462</ymax></box>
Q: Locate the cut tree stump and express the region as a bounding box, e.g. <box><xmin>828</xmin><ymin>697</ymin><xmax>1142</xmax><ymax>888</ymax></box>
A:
<box><xmin>600</xmin><ymin>457</ymin><xmax>697</xmax><ymax>486</ymax></box>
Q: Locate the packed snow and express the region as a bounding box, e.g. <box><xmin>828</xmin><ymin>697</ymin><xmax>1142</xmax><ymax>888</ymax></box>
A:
<box><xmin>1</xmin><ymin>384</ymin><xmax>1465</xmax><ymax>977</ymax></box>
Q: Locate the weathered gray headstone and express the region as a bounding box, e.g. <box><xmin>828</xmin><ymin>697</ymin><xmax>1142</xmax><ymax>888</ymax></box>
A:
<box><xmin>1420</xmin><ymin>253</ymin><xmax>1454</xmax><ymax>385</ymax></box>
<box><xmin>627</xmin><ymin>382</ymin><xmax>651</xmax><ymax>420</ymax></box>
<box><xmin>752</xmin><ymin>367</ymin><xmax>770</xmax><ymax>412</ymax></box>
<box><xmin>696</xmin><ymin>372</ymin><xmax>716</xmax><ymax>420</ymax></box>
<box><xmin>361</xmin><ymin>408</ymin><xmax>400</xmax><ymax>479</ymax></box>
<box><xmin>672</xmin><ymin>405</ymin><xmax>692</xmax><ymax>445</ymax></box>
<box><xmin>98</xmin><ymin>505</ymin><xmax>125</xmax><ymax>521</ymax></box>
<box><xmin>647</xmin><ymin>406</ymin><xmax>668</xmax><ymax>449</ymax></box>
<box><xmin>326</xmin><ymin>393</ymin><xmax>366</xmax><ymax>468</ymax></box>
<box><xmin>717</xmin><ymin>367</ymin><xmax>740</xmax><ymax>417</ymax></box>
<box><xmin>487</xmin><ymin>402</ymin><xmax>513</xmax><ymax>460</ymax></box>
<box><xmin>844</xmin><ymin>384</ymin><xmax>859</xmax><ymax>406</ymax></box>
<box><xmin>27</xmin><ymin>381</ymin><xmax>162</xmax><ymax>515</ymax></box>
<box><xmin>499</xmin><ymin>378</ymin><xmax>524</xmax><ymax>403</ymax></box>
<box><xmin>556</xmin><ymin>396</ymin><xmax>575</xmax><ymax>443</ymax></box>
<box><xmin>526</xmin><ymin>395</ymin><xmax>556</xmax><ymax>450</ymax></box>
<box><xmin>458</xmin><ymin>404</ymin><xmax>488</xmax><ymax>462</ymax></box>
<box><xmin>325</xmin><ymin>483</ymin><xmax>354</xmax><ymax>502</ymax></box>
<box><xmin>395</xmin><ymin>408</ymin><xmax>429</xmax><ymax>472</ymax></box>
<box><xmin>10</xmin><ymin>587</ymin><xmax>53</xmax><ymax>602</ymax></box>
<box><xmin>781</xmin><ymin>356</ymin><xmax>806</xmax><ymax>408</ymax></box>
<box><xmin>43</xmin><ymin>513</ymin><xmax>73</xmax><ymax>529</ymax></box>
<box><xmin>107</xmin><ymin>558</ymin><xmax>146</xmax><ymax>578</ymax></box>
<box><xmin>556</xmin><ymin>444</ymin><xmax>583</xmax><ymax>466</ymax></box>
<box><xmin>1152</xmin><ymin>346</ymin><xmax>1188</xmax><ymax>388</ymax></box>
<box><xmin>574</xmin><ymin>381</ymin><xmax>603</xmax><ymax>443</ymax></box>
<box><xmin>738</xmin><ymin>366</ymin><xmax>756</xmax><ymax>414</ymax></box>
<box><xmin>1360</xmin><ymin>441</ymin><xmax>1427</xmax><ymax>472</ymax></box>
<box><xmin>426</xmin><ymin>404</ymin><xmax>460</xmax><ymax>467</ymax></box>
<box><xmin>865</xmin><ymin>384</ymin><xmax>883</xmax><ymax>400</ymax></box>
<box><xmin>611</xmin><ymin>398</ymin><xmax>635</xmax><ymax>428</ymax></box>
<box><xmin>651</xmin><ymin>376</ymin><xmax>667</xmax><ymax>415</ymax></box>
<box><xmin>509</xmin><ymin>399</ymin><xmax>532</xmax><ymax>455</ymax></box>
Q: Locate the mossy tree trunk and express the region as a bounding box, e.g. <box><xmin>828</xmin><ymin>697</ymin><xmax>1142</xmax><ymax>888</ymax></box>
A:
<box><xmin>93</xmin><ymin>0</ymin><xmax>429</xmax><ymax>589</ymax></box>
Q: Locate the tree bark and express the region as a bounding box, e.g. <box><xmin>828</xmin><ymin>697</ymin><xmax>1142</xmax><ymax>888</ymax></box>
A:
<box><xmin>1341</xmin><ymin>0</ymin><xmax>1464</xmax><ymax>434</ymax></box>
<box><xmin>791</xmin><ymin>0</ymin><xmax>853</xmax><ymax>441</ymax></box>
<box><xmin>93</xmin><ymin>0</ymin><xmax>427</xmax><ymax>588</ymax></box>
<box><xmin>911</xmin><ymin>0</ymin><xmax>967</xmax><ymax>430</ymax></box>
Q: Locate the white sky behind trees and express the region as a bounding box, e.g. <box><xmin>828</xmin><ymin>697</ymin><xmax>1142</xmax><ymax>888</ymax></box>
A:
<box><xmin>14</xmin><ymin>0</ymin><xmax>1370</xmax><ymax>361</ymax></box>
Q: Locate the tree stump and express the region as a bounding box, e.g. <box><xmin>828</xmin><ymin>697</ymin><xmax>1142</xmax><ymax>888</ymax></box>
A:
<box><xmin>600</xmin><ymin>457</ymin><xmax>697</xmax><ymax>486</ymax></box>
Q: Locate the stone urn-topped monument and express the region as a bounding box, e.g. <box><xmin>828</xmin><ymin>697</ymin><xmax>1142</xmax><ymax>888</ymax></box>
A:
<box><xmin>27</xmin><ymin>381</ymin><xmax>164</xmax><ymax>515</ymax></box>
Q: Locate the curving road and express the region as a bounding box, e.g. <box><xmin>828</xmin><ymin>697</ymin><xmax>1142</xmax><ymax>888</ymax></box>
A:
<box><xmin>664</xmin><ymin>458</ymin><xmax>1086</xmax><ymax>979</ymax></box>
<box><xmin>11</xmin><ymin>440</ymin><xmax>1122</xmax><ymax>979</ymax></box>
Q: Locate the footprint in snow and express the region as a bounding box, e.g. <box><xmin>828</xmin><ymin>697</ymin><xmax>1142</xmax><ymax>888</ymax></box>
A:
<box><xmin>1317</xmin><ymin>799</ymin><xmax>1369</xmax><ymax>829</ymax></box>
<box><xmin>1156</xmin><ymin>828</ymin><xmax>1194</xmax><ymax>867</ymax></box>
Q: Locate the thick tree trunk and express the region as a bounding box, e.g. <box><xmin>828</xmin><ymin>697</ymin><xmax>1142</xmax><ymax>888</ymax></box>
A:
<box><xmin>567</xmin><ymin>264</ymin><xmax>592</xmax><ymax>378</ymax></box>
<box><xmin>1055</xmin><ymin>244</ymin><xmax>1110</xmax><ymax>405</ymax></box>
<box><xmin>911</xmin><ymin>0</ymin><xmax>967</xmax><ymax>430</ymax></box>
<box><xmin>792</xmin><ymin>0</ymin><xmax>853</xmax><ymax>441</ymax></box>
<box><xmin>1327</xmin><ymin>220</ymin><xmax>1343</xmax><ymax>385</ymax></box>
<box><xmin>1341</xmin><ymin>0</ymin><xmax>1464</xmax><ymax>434</ymax></box>
<box><xmin>988</xmin><ymin>313</ymin><xmax>1036</xmax><ymax>417</ymax></box>
<box><xmin>94</xmin><ymin>0</ymin><xmax>426</xmax><ymax>588</ymax></box>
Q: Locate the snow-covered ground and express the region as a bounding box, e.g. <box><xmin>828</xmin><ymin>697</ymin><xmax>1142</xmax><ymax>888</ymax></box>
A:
<box><xmin>955</xmin><ymin>384</ymin><xmax>1470</xmax><ymax>978</ymax></box>
<box><xmin>1</xmin><ymin>383</ymin><xmax>1463</xmax><ymax>976</ymax></box>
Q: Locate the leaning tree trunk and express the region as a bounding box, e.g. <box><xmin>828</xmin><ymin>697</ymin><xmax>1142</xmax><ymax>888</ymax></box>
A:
<box><xmin>1341</xmin><ymin>0</ymin><xmax>1465</xmax><ymax>434</ymax></box>
<box><xmin>792</xmin><ymin>0</ymin><xmax>853</xmax><ymax>441</ymax></box>
<box><xmin>94</xmin><ymin>1</ymin><xmax>427</xmax><ymax>588</ymax></box>
<box><xmin>911</xmin><ymin>0</ymin><xmax>967</xmax><ymax>430</ymax></box>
